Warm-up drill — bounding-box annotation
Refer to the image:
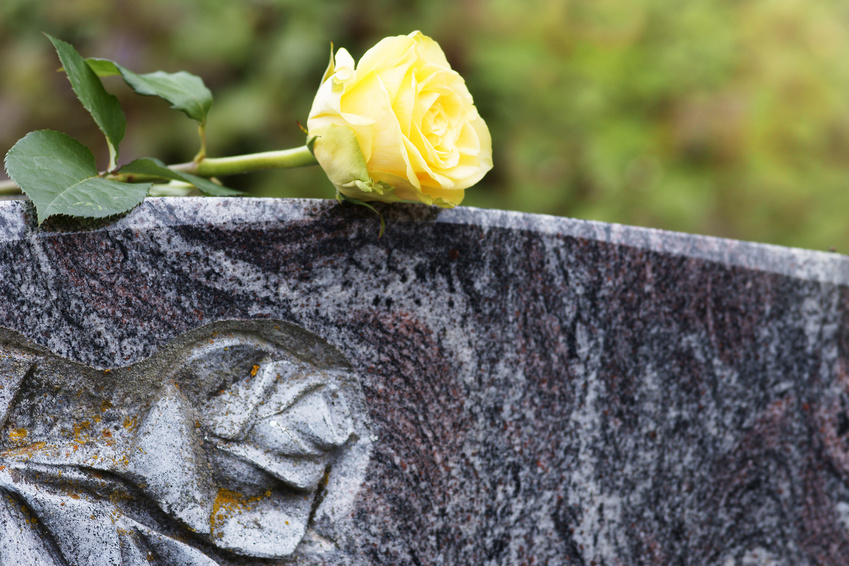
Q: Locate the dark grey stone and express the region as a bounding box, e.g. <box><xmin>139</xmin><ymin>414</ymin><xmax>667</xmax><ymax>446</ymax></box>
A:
<box><xmin>0</xmin><ymin>197</ymin><xmax>847</xmax><ymax>565</ymax></box>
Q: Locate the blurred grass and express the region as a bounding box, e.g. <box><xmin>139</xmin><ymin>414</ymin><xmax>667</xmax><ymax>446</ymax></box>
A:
<box><xmin>2</xmin><ymin>0</ymin><xmax>849</xmax><ymax>251</ymax></box>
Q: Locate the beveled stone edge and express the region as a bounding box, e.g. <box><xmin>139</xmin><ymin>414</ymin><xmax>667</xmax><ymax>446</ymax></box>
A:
<box><xmin>0</xmin><ymin>197</ymin><xmax>846</xmax><ymax>285</ymax></box>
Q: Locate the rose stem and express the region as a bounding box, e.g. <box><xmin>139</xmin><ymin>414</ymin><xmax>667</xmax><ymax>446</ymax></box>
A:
<box><xmin>0</xmin><ymin>145</ymin><xmax>319</xmax><ymax>193</ymax></box>
<box><xmin>172</xmin><ymin>145</ymin><xmax>318</xmax><ymax>178</ymax></box>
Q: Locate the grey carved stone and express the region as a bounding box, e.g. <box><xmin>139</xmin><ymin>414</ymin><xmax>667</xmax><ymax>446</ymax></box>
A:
<box><xmin>0</xmin><ymin>319</ymin><xmax>371</xmax><ymax>564</ymax></box>
<box><xmin>0</xmin><ymin>197</ymin><xmax>848</xmax><ymax>564</ymax></box>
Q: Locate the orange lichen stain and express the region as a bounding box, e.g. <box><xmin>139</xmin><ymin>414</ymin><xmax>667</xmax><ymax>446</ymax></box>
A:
<box><xmin>211</xmin><ymin>488</ymin><xmax>245</xmax><ymax>532</ymax></box>
<box><xmin>210</xmin><ymin>488</ymin><xmax>273</xmax><ymax>533</ymax></box>
<box><xmin>102</xmin><ymin>369</ymin><xmax>111</xmax><ymax>374</ymax></box>
<box><xmin>16</xmin><ymin>504</ymin><xmax>37</xmax><ymax>525</ymax></box>
<box><xmin>250</xmin><ymin>365</ymin><xmax>260</xmax><ymax>377</ymax></box>
<box><xmin>109</xmin><ymin>491</ymin><xmax>134</xmax><ymax>507</ymax></box>
<box><xmin>69</xmin><ymin>493</ymin><xmax>80</xmax><ymax>500</ymax></box>
<box><xmin>102</xmin><ymin>430</ymin><xmax>112</xmax><ymax>438</ymax></box>
<box><xmin>73</xmin><ymin>421</ymin><xmax>91</xmax><ymax>443</ymax></box>
<box><xmin>1</xmin><ymin>442</ymin><xmax>46</xmax><ymax>459</ymax></box>
<box><xmin>8</xmin><ymin>428</ymin><xmax>28</xmax><ymax>441</ymax></box>
<box><xmin>122</xmin><ymin>416</ymin><xmax>137</xmax><ymax>431</ymax></box>
<box><xmin>195</xmin><ymin>420</ymin><xmax>201</xmax><ymax>429</ymax></box>
<box><xmin>100</xmin><ymin>399</ymin><xmax>113</xmax><ymax>412</ymax></box>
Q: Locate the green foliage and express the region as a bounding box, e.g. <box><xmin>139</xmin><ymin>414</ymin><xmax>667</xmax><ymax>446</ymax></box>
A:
<box><xmin>118</xmin><ymin>158</ymin><xmax>240</xmax><ymax>196</ymax></box>
<box><xmin>5</xmin><ymin>35</ymin><xmax>234</xmax><ymax>223</ymax></box>
<box><xmin>87</xmin><ymin>59</ymin><xmax>212</xmax><ymax>125</ymax></box>
<box><xmin>4</xmin><ymin>130</ymin><xmax>149</xmax><ymax>225</ymax></box>
<box><xmin>46</xmin><ymin>34</ymin><xmax>125</xmax><ymax>170</ymax></box>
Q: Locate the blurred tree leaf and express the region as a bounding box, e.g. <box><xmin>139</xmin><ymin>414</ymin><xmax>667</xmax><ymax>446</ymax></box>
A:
<box><xmin>4</xmin><ymin>130</ymin><xmax>150</xmax><ymax>224</ymax></box>
<box><xmin>87</xmin><ymin>58</ymin><xmax>213</xmax><ymax>125</ymax></box>
<box><xmin>46</xmin><ymin>35</ymin><xmax>126</xmax><ymax>170</ymax></box>
<box><xmin>118</xmin><ymin>157</ymin><xmax>241</xmax><ymax>195</ymax></box>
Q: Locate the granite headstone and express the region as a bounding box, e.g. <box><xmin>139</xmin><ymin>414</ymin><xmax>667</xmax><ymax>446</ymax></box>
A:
<box><xmin>0</xmin><ymin>197</ymin><xmax>847</xmax><ymax>565</ymax></box>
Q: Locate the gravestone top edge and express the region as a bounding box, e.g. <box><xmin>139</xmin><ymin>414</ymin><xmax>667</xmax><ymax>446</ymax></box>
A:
<box><xmin>0</xmin><ymin>196</ymin><xmax>846</xmax><ymax>285</ymax></box>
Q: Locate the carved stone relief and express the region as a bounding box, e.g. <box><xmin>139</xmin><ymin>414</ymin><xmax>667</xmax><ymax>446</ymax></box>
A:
<box><xmin>0</xmin><ymin>320</ymin><xmax>371</xmax><ymax>565</ymax></box>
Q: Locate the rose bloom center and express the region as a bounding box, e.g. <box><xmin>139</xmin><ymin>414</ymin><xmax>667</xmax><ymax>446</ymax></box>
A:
<box><xmin>420</xmin><ymin>94</ymin><xmax>464</xmax><ymax>169</ymax></box>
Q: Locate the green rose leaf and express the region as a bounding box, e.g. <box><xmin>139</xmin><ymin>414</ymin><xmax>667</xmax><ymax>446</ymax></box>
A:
<box><xmin>87</xmin><ymin>58</ymin><xmax>213</xmax><ymax>125</ymax></box>
<box><xmin>46</xmin><ymin>35</ymin><xmax>126</xmax><ymax>170</ymax></box>
<box><xmin>118</xmin><ymin>158</ymin><xmax>241</xmax><ymax>196</ymax></box>
<box><xmin>4</xmin><ymin>130</ymin><xmax>150</xmax><ymax>225</ymax></box>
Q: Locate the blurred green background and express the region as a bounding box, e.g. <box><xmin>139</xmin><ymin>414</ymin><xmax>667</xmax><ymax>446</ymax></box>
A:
<box><xmin>2</xmin><ymin>0</ymin><xmax>849</xmax><ymax>252</ymax></box>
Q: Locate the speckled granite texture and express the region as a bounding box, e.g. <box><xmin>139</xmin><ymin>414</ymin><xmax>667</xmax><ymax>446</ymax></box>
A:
<box><xmin>1</xmin><ymin>197</ymin><xmax>848</xmax><ymax>565</ymax></box>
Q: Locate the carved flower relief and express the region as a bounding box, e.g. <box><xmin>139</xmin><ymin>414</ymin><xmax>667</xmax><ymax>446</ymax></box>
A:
<box><xmin>0</xmin><ymin>322</ymin><xmax>364</xmax><ymax>564</ymax></box>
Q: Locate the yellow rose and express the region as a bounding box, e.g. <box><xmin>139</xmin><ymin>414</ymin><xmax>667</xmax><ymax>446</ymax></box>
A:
<box><xmin>307</xmin><ymin>31</ymin><xmax>492</xmax><ymax>207</ymax></box>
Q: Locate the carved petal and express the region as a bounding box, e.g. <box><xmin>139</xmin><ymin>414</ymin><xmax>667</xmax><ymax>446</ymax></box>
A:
<box><xmin>127</xmin><ymin>385</ymin><xmax>215</xmax><ymax>534</ymax></box>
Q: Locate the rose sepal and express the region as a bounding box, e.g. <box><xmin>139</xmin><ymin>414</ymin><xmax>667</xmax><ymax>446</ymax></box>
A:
<box><xmin>307</xmin><ymin>123</ymin><xmax>400</xmax><ymax>203</ymax></box>
<box><xmin>334</xmin><ymin>191</ymin><xmax>387</xmax><ymax>238</ymax></box>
